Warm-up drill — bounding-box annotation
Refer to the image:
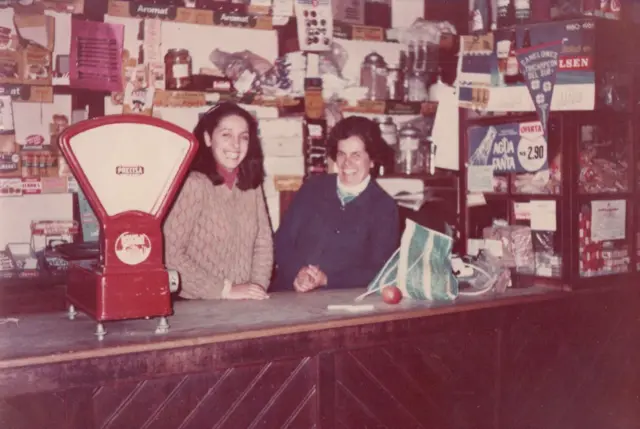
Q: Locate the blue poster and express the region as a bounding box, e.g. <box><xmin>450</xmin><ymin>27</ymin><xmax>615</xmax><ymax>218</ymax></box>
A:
<box><xmin>467</xmin><ymin>121</ymin><xmax>548</xmax><ymax>174</ymax></box>
<box><xmin>517</xmin><ymin>40</ymin><xmax>563</xmax><ymax>142</ymax></box>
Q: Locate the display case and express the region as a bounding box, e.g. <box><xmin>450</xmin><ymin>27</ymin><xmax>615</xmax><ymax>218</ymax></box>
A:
<box><xmin>463</xmin><ymin>113</ymin><xmax>566</xmax><ymax>287</ymax></box>
<box><xmin>462</xmin><ymin>109</ymin><xmax>636</xmax><ymax>288</ymax></box>
<box><xmin>459</xmin><ymin>16</ymin><xmax>638</xmax><ymax>288</ymax></box>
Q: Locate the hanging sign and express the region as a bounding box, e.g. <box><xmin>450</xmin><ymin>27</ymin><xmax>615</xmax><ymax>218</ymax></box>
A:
<box><xmin>516</xmin><ymin>40</ymin><xmax>563</xmax><ymax>142</ymax></box>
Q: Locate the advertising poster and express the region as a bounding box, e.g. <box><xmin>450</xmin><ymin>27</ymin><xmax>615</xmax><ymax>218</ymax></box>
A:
<box><xmin>459</xmin><ymin>19</ymin><xmax>595</xmax><ymax>112</ymax></box>
<box><xmin>70</xmin><ymin>20</ymin><xmax>124</xmax><ymax>92</ymax></box>
<box><xmin>467</xmin><ymin>121</ymin><xmax>548</xmax><ymax>174</ymax></box>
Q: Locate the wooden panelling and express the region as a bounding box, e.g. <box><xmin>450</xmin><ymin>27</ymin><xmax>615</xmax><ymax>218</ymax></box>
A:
<box><xmin>2</xmin><ymin>287</ymin><xmax>640</xmax><ymax>429</ymax></box>
<box><xmin>1</xmin><ymin>358</ymin><xmax>317</xmax><ymax>429</ymax></box>
<box><xmin>331</xmin><ymin>329</ymin><xmax>498</xmax><ymax>429</ymax></box>
<box><xmin>500</xmin><ymin>293</ymin><xmax>640</xmax><ymax>429</ymax></box>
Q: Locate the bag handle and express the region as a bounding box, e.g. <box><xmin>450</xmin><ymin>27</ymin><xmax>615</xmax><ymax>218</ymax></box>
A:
<box><xmin>355</xmin><ymin>248</ymin><xmax>400</xmax><ymax>301</ymax></box>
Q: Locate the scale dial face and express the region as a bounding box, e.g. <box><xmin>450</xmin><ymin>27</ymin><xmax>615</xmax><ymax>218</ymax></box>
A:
<box><xmin>68</xmin><ymin>122</ymin><xmax>191</xmax><ymax>217</ymax></box>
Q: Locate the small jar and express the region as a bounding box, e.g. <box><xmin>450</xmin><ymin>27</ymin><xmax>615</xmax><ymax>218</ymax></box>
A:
<box><xmin>396</xmin><ymin>124</ymin><xmax>426</xmax><ymax>175</ymax></box>
<box><xmin>360</xmin><ymin>51</ymin><xmax>388</xmax><ymax>101</ymax></box>
<box><xmin>379</xmin><ymin>116</ymin><xmax>398</xmax><ymax>148</ymax></box>
<box><xmin>164</xmin><ymin>49</ymin><xmax>192</xmax><ymax>90</ymax></box>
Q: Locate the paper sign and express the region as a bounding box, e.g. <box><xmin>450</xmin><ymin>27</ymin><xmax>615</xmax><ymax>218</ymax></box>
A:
<box><xmin>467</xmin><ymin>193</ymin><xmax>487</xmax><ymax>207</ymax></box>
<box><xmin>513</xmin><ymin>202</ymin><xmax>531</xmax><ymax>221</ymax></box>
<box><xmin>591</xmin><ymin>200</ymin><xmax>626</xmax><ymax>242</ymax></box>
<box><xmin>467</xmin><ymin>165</ymin><xmax>494</xmax><ymax>193</ymax></box>
<box><xmin>530</xmin><ymin>200</ymin><xmax>557</xmax><ymax>231</ymax></box>
<box><xmin>70</xmin><ymin>20</ymin><xmax>124</xmax><ymax>92</ymax></box>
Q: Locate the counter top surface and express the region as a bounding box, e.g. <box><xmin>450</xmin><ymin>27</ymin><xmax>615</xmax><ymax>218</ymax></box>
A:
<box><xmin>0</xmin><ymin>287</ymin><xmax>567</xmax><ymax>369</ymax></box>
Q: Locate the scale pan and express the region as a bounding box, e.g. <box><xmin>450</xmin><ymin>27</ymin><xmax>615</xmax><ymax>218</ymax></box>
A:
<box><xmin>59</xmin><ymin>115</ymin><xmax>197</xmax><ymax>220</ymax></box>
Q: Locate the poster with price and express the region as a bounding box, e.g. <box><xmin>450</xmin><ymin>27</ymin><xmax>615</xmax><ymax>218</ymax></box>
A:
<box><xmin>517</xmin><ymin>40</ymin><xmax>563</xmax><ymax>142</ymax></box>
<box><xmin>69</xmin><ymin>20</ymin><xmax>124</xmax><ymax>92</ymax></box>
<box><xmin>467</xmin><ymin>121</ymin><xmax>548</xmax><ymax>174</ymax></box>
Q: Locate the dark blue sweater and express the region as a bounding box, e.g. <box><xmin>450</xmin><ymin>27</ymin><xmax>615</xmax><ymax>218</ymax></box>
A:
<box><xmin>272</xmin><ymin>174</ymin><xmax>400</xmax><ymax>291</ymax></box>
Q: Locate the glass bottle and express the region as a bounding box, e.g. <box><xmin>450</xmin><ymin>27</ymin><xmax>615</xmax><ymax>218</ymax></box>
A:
<box><xmin>396</xmin><ymin>123</ymin><xmax>425</xmax><ymax>175</ymax></box>
<box><xmin>360</xmin><ymin>51</ymin><xmax>389</xmax><ymax>101</ymax></box>
<box><xmin>407</xmin><ymin>70</ymin><xmax>428</xmax><ymax>102</ymax></box>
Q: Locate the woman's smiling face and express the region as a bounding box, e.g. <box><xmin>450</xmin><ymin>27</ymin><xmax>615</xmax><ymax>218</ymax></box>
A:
<box><xmin>335</xmin><ymin>135</ymin><xmax>373</xmax><ymax>186</ymax></box>
<box><xmin>204</xmin><ymin>114</ymin><xmax>250</xmax><ymax>171</ymax></box>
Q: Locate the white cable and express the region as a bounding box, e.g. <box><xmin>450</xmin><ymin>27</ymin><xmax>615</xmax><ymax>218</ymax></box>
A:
<box><xmin>458</xmin><ymin>264</ymin><xmax>497</xmax><ymax>297</ymax></box>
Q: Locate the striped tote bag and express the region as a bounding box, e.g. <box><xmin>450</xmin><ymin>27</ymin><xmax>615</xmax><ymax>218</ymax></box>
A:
<box><xmin>367</xmin><ymin>220</ymin><xmax>458</xmax><ymax>301</ymax></box>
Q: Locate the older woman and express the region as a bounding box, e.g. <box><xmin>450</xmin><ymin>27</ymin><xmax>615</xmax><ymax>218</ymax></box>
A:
<box><xmin>272</xmin><ymin>116</ymin><xmax>399</xmax><ymax>292</ymax></box>
<box><xmin>163</xmin><ymin>102</ymin><xmax>273</xmax><ymax>300</ymax></box>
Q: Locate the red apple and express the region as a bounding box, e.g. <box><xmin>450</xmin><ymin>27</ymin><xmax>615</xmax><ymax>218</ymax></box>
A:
<box><xmin>382</xmin><ymin>286</ymin><xmax>402</xmax><ymax>304</ymax></box>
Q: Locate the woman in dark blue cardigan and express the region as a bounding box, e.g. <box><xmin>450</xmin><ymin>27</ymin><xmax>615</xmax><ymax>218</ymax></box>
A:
<box><xmin>272</xmin><ymin>116</ymin><xmax>400</xmax><ymax>292</ymax></box>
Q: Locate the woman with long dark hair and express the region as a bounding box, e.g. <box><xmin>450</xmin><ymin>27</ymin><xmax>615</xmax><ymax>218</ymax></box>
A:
<box><xmin>164</xmin><ymin>102</ymin><xmax>273</xmax><ymax>300</ymax></box>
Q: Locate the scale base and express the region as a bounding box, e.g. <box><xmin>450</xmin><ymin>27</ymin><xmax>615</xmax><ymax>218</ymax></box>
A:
<box><xmin>66</xmin><ymin>260</ymin><xmax>173</xmax><ymax>323</ymax></box>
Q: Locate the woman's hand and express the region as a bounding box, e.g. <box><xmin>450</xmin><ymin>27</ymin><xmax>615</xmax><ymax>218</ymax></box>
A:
<box><xmin>293</xmin><ymin>267</ymin><xmax>316</xmax><ymax>292</ymax></box>
<box><xmin>226</xmin><ymin>283</ymin><xmax>270</xmax><ymax>300</ymax></box>
<box><xmin>307</xmin><ymin>265</ymin><xmax>327</xmax><ymax>287</ymax></box>
<box><xmin>293</xmin><ymin>265</ymin><xmax>327</xmax><ymax>293</ymax></box>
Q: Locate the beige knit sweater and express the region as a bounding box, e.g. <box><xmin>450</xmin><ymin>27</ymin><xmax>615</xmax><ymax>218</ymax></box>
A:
<box><xmin>163</xmin><ymin>172</ymin><xmax>274</xmax><ymax>299</ymax></box>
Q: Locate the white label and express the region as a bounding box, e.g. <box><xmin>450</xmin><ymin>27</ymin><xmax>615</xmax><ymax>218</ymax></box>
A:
<box><xmin>234</xmin><ymin>69</ymin><xmax>257</xmax><ymax>94</ymax></box>
<box><xmin>517</xmin><ymin>134</ymin><xmax>547</xmax><ymax>173</ymax></box>
<box><xmin>172</xmin><ymin>63</ymin><xmax>189</xmax><ymax>78</ymax></box>
<box><xmin>115</xmin><ymin>232</ymin><xmax>152</xmax><ymax>265</ymax></box>
<box><xmin>530</xmin><ymin>200</ymin><xmax>557</xmax><ymax>231</ymax></box>
<box><xmin>591</xmin><ymin>200</ymin><xmax>626</xmax><ymax>242</ymax></box>
<box><xmin>467</xmin><ymin>165</ymin><xmax>494</xmax><ymax>193</ymax></box>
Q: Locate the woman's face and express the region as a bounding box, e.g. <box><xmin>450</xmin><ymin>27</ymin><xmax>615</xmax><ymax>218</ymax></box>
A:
<box><xmin>336</xmin><ymin>136</ymin><xmax>373</xmax><ymax>187</ymax></box>
<box><xmin>204</xmin><ymin>114</ymin><xmax>250</xmax><ymax>171</ymax></box>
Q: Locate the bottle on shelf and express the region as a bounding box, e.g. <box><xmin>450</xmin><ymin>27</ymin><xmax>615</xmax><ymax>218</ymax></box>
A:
<box><xmin>428</xmin><ymin>68</ymin><xmax>449</xmax><ymax>103</ymax></box>
<box><xmin>387</xmin><ymin>62</ymin><xmax>404</xmax><ymax>101</ymax></box>
<box><xmin>496</xmin><ymin>0</ymin><xmax>515</xmax><ymax>28</ymax></box>
<box><xmin>469</xmin><ymin>0</ymin><xmax>491</xmax><ymax>34</ymax></box>
<box><xmin>503</xmin><ymin>29</ymin><xmax>520</xmax><ymax>85</ymax></box>
<box><xmin>516</xmin><ymin>29</ymin><xmax>530</xmax><ymax>83</ymax></box>
<box><xmin>396</xmin><ymin>123</ymin><xmax>426</xmax><ymax>175</ymax></box>
<box><xmin>379</xmin><ymin>117</ymin><xmax>398</xmax><ymax>149</ymax></box>
<box><xmin>360</xmin><ymin>51</ymin><xmax>389</xmax><ymax>101</ymax></box>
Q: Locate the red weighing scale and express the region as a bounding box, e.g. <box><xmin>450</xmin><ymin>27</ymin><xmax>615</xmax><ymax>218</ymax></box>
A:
<box><xmin>58</xmin><ymin>114</ymin><xmax>198</xmax><ymax>340</ymax></box>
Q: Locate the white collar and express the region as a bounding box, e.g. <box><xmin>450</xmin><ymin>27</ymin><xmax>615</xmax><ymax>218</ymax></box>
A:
<box><xmin>337</xmin><ymin>174</ymin><xmax>371</xmax><ymax>196</ymax></box>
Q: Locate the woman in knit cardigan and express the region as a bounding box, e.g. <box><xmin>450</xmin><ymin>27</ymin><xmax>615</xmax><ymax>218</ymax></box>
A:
<box><xmin>163</xmin><ymin>102</ymin><xmax>273</xmax><ymax>300</ymax></box>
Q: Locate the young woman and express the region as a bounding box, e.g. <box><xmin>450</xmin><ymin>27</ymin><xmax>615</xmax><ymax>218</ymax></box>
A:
<box><xmin>272</xmin><ymin>116</ymin><xmax>399</xmax><ymax>292</ymax></box>
<box><xmin>164</xmin><ymin>102</ymin><xmax>273</xmax><ymax>300</ymax></box>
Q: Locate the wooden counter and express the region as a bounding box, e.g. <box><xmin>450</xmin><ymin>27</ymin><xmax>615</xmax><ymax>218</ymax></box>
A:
<box><xmin>1</xmin><ymin>285</ymin><xmax>639</xmax><ymax>429</ymax></box>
